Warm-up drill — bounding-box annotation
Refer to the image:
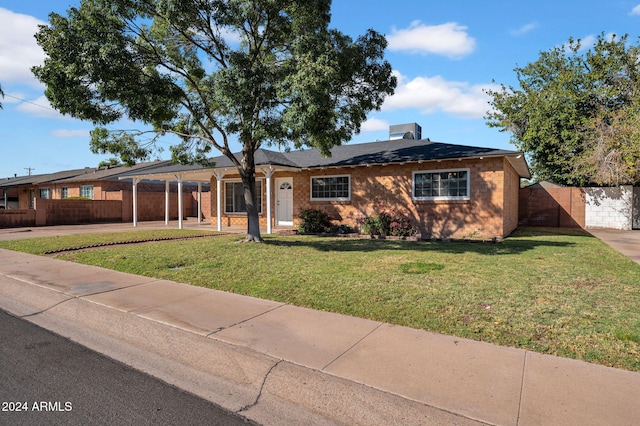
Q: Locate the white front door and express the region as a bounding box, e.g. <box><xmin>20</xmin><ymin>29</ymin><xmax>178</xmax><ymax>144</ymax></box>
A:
<box><xmin>276</xmin><ymin>177</ymin><xmax>293</xmax><ymax>226</ymax></box>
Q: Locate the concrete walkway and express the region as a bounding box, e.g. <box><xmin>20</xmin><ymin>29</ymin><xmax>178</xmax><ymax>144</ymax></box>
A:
<box><xmin>587</xmin><ymin>228</ymin><xmax>640</xmax><ymax>265</ymax></box>
<box><xmin>1</xmin><ymin>224</ymin><xmax>639</xmax><ymax>425</ymax></box>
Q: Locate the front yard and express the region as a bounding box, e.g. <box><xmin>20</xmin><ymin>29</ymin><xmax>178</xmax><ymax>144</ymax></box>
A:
<box><xmin>1</xmin><ymin>227</ymin><xmax>639</xmax><ymax>371</ymax></box>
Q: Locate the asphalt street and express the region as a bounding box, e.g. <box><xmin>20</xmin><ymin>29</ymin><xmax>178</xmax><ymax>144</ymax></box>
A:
<box><xmin>0</xmin><ymin>309</ymin><xmax>257</xmax><ymax>426</ymax></box>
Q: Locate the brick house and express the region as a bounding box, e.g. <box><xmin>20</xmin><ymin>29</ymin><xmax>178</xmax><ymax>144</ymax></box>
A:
<box><xmin>124</xmin><ymin>125</ymin><xmax>530</xmax><ymax>239</ymax></box>
<box><xmin>0</xmin><ymin>161</ymin><xmax>208</xmax><ymax>227</ymax></box>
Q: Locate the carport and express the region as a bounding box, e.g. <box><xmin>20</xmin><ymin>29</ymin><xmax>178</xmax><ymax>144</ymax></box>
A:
<box><xmin>119</xmin><ymin>165</ymin><xmax>213</xmax><ymax>230</ymax></box>
<box><xmin>119</xmin><ymin>159</ymin><xmax>296</xmax><ymax>234</ymax></box>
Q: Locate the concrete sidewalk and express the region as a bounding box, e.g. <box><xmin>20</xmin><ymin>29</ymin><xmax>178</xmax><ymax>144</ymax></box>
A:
<box><xmin>0</xmin><ymin>227</ymin><xmax>639</xmax><ymax>424</ymax></box>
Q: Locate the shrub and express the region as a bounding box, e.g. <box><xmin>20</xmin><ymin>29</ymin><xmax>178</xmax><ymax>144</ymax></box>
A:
<box><xmin>297</xmin><ymin>208</ymin><xmax>332</xmax><ymax>234</ymax></box>
<box><xmin>357</xmin><ymin>209</ymin><xmax>418</xmax><ymax>237</ymax></box>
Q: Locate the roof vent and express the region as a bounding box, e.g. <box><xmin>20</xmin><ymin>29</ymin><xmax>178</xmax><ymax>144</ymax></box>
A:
<box><xmin>389</xmin><ymin>123</ymin><xmax>422</xmax><ymax>140</ymax></box>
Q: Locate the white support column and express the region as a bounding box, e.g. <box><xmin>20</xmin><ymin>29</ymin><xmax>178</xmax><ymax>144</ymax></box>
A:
<box><xmin>264</xmin><ymin>166</ymin><xmax>275</xmax><ymax>235</ymax></box>
<box><xmin>176</xmin><ymin>175</ymin><xmax>183</xmax><ymax>230</ymax></box>
<box><xmin>214</xmin><ymin>171</ymin><xmax>225</xmax><ymax>232</ymax></box>
<box><xmin>164</xmin><ymin>180</ymin><xmax>170</xmax><ymax>225</ymax></box>
<box><xmin>132</xmin><ymin>177</ymin><xmax>141</xmax><ymax>227</ymax></box>
<box><xmin>197</xmin><ymin>182</ymin><xmax>202</xmax><ymax>224</ymax></box>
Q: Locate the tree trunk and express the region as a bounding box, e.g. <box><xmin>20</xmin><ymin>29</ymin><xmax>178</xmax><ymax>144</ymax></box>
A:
<box><xmin>239</xmin><ymin>149</ymin><xmax>263</xmax><ymax>242</ymax></box>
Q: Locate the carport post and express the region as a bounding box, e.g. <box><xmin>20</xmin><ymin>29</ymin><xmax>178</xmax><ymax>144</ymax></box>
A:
<box><xmin>132</xmin><ymin>177</ymin><xmax>141</xmax><ymax>227</ymax></box>
<box><xmin>264</xmin><ymin>166</ymin><xmax>274</xmax><ymax>235</ymax></box>
<box><xmin>214</xmin><ymin>171</ymin><xmax>225</xmax><ymax>232</ymax></box>
<box><xmin>176</xmin><ymin>175</ymin><xmax>183</xmax><ymax>230</ymax></box>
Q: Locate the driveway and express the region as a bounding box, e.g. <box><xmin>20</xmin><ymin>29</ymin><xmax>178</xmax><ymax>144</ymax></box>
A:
<box><xmin>587</xmin><ymin>229</ymin><xmax>640</xmax><ymax>265</ymax></box>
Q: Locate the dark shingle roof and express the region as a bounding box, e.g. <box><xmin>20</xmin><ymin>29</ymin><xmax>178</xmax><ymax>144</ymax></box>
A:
<box><xmin>55</xmin><ymin>161</ymin><xmax>171</xmax><ymax>183</ymax></box>
<box><xmin>0</xmin><ymin>168</ymin><xmax>97</xmax><ymax>188</ymax></box>
<box><xmin>282</xmin><ymin>138</ymin><xmax>520</xmax><ymax>168</ymax></box>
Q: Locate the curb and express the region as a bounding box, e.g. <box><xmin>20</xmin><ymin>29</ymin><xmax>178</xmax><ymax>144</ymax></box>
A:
<box><xmin>1</xmin><ymin>275</ymin><xmax>485</xmax><ymax>426</ymax></box>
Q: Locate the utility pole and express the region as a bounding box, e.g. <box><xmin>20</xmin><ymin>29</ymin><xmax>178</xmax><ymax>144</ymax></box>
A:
<box><xmin>24</xmin><ymin>167</ymin><xmax>35</xmax><ymax>176</ymax></box>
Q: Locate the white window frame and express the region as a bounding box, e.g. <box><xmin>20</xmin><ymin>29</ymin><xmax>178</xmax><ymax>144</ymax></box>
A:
<box><xmin>39</xmin><ymin>188</ymin><xmax>51</xmax><ymax>199</ymax></box>
<box><xmin>412</xmin><ymin>168</ymin><xmax>470</xmax><ymax>201</ymax></box>
<box><xmin>80</xmin><ymin>185</ymin><xmax>94</xmax><ymax>199</ymax></box>
<box><xmin>224</xmin><ymin>180</ymin><xmax>263</xmax><ymax>214</ymax></box>
<box><xmin>310</xmin><ymin>175</ymin><xmax>351</xmax><ymax>201</ymax></box>
<box><xmin>61</xmin><ymin>187</ymin><xmax>69</xmax><ymax>199</ymax></box>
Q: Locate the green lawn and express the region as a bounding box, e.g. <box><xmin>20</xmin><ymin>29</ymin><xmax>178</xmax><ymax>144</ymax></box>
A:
<box><xmin>2</xmin><ymin>228</ymin><xmax>639</xmax><ymax>371</ymax></box>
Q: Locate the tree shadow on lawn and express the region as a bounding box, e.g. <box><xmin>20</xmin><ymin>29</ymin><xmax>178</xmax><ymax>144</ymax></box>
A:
<box><xmin>272</xmin><ymin>231</ymin><xmax>583</xmax><ymax>256</ymax></box>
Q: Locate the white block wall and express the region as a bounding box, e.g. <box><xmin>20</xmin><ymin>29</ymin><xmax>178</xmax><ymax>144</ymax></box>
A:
<box><xmin>585</xmin><ymin>186</ymin><xmax>633</xmax><ymax>230</ymax></box>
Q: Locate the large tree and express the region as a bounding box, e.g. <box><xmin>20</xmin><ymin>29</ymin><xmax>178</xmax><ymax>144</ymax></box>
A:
<box><xmin>32</xmin><ymin>0</ymin><xmax>396</xmax><ymax>241</ymax></box>
<box><xmin>485</xmin><ymin>34</ymin><xmax>640</xmax><ymax>186</ymax></box>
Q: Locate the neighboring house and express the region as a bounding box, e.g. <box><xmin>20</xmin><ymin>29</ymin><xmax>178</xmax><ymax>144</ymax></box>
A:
<box><xmin>0</xmin><ymin>176</ymin><xmax>24</xmax><ymax>209</ymax></box>
<box><xmin>0</xmin><ymin>161</ymin><xmax>199</xmax><ymax>206</ymax></box>
<box><xmin>0</xmin><ymin>161</ymin><xmax>210</xmax><ymax>227</ymax></box>
<box><xmin>123</xmin><ymin>124</ymin><xmax>531</xmax><ymax>239</ymax></box>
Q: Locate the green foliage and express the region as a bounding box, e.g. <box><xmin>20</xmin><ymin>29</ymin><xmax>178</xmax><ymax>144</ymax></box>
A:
<box><xmin>297</xmin><ymin>208</ymin><xmax>332</xmax><ymax>234</ymax></box>
<box><xmin>98</xmin><ymin>157</ymin><xmax>123</xmax><ymax>168</ymax></box>
<box><xmin>357</xmin><ymin>209</ymin><xmax>418</xmax><ymax>237</ymax></box>
<box><xmin>64</xmin><ymin>196</ymin><xmax>92</xmax><ymax>201</ymax></box>
<box><xmin>32</xmin><ymin>0</ymin><xmax>396</xmax><ymax>241</ymax></box>
<box><xmin>486</xmin><ymin>33</ymin><xmax>640</xmax><ymax>185</ymax></box>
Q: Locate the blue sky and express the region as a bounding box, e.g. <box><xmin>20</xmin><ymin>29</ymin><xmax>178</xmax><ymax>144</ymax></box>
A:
<box><xmin>2</xmin><ymin>1</ymin><xmax>640</xmax><ymax>178</ymax></box>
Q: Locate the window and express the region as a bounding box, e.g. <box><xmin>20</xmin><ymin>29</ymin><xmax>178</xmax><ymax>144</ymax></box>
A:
<box><xmin>311</xmin><ymin>175</ymin><xmax>350</xmax><ymax>201</ymax></box>
<box><xmin>39</xmin><ymin>188</ymin><xmax>50</xmax><ymax>199</ymax></box>
<box><xmin>61</xmin><ymin>187</ymin><xmax>68</xmax><ymax>199</ymax></box>
<box><xmin>413</xmin><ymin>169</ymin><xmax>470</xmax><ymax>200</ymax></box>
<box><xmin>80</xmin><ymin>185</ymin><xmax>94</xmax><ymax>199</ymax></box>
<box><xmin>225</xmin><ymin>181</ymin><xmax>262</xmax><ymax>213</ymax></box>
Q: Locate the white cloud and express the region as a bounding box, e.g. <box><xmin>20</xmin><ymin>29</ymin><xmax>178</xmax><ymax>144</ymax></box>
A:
<box><xmin>387</xmin><ymin>21</ymin><xmax>476</xmax><ymax>58</ymax></box>
<box><xmin>382</xmin><ymin>72</ymin><xmax>496</xmax><ymax>119</ymax></box>
<box><xmin>510</xmin><ymin>22</ymin><xmax>538</xmax><ymax>36</ymax></box>
<box><xmin>630</xmin><ymin>4</ymin><xmax>640</xmax><ymax>15</ymax></box>
<box><xmin>361</xmin><ymin>118</ymin><xmax>389</xmax><ymax>133</ymax></box>
<box><xmin>51</xmin><ymin>129</ymin><xmax>91</xmax><ymax>138</ymax></box>
<box><xmin>0</xmin><ymin>8</ymin><xmax>46</xmax><ymax>87</ymax></box>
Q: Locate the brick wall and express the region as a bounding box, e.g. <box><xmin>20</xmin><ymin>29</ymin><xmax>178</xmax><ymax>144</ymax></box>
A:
<box><xmin>117</xmin><ymin>190</ymin><xmax>194</xmax><ymax>221</ymax></box>
<box><xmin>502</xmin><ymin>158</ymin><xmax>521</xmax><ymax>235</ymax></box>
<box><xmin>519</xmin><ymin>187</ymin><xmax>585</xmax><ymax>228</ymax></box>
<box><xmin>0</xmin><ymin>209</ymin><xmax>36</xmax><ymax>228</ymax></box>
<box><xmin>190</xmin><ymin>191</ymin><xmax>212</xmax><ymax>219</ymax></box>
<box><xmin>34</xmin><ymin>198</ymin><xmax>123</xmax><ymax>225</ymax></box>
